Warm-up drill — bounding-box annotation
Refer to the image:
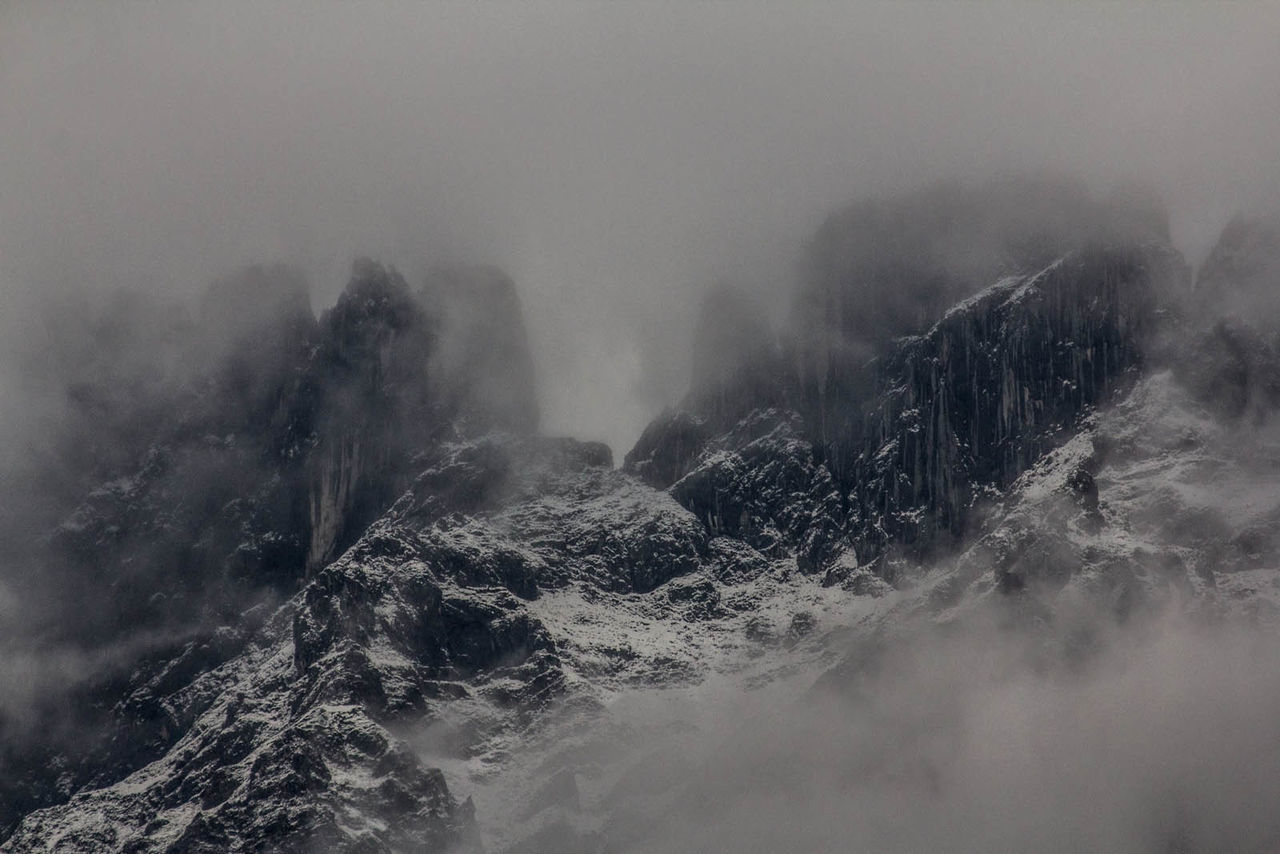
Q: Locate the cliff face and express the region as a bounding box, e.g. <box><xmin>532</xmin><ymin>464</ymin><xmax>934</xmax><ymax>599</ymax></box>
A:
<box><xmin>13</xmin><ymin>197</ymin><xmax>1280</xmax><ymax>853</ymax></box>
<box><xmin>622</xmin><ymin>289</ymin><xmax>842</xmax><ymax>572</ymax></box>
<box><xmin>848</xmin><ymin>244</ymin><xmax>1184</xmax><ymax>564</ymax></box>
<box><xmin>792</xmin><ymin>178</ymin><xmax>1171</xmax><ymax>468</ymax></box>
<box><xmin>303</xmin><ymin>259</ymin><xmax>437</xmax><ymax>573</ymax></box>
<box><xmin>620</xmin><ymin>183</ymin><xmax>1187</xmax><ymax>582</ymax></box>
<box><xmin>626</xmin><ymin>243</ymin><xmax>1184</xmax><ymax>578</ymax></box>
<box><xmin>47</xmin><ymin>258</ymin><xmax>546</xmax><ymax>616</ymax></box>
<box><xmin>303</xmin><ymin>262</ymin><xmax>545</xmax><ymax>572</ymax></box>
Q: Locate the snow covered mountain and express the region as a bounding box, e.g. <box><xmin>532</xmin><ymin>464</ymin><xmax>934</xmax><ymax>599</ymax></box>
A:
<box><xmin>5</xmin><ymin>187</ymin><xmax>1280</xmax><ymax>853</ymax></box>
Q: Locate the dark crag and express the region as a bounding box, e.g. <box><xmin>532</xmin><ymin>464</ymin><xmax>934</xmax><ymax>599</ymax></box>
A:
<box><xmin>0</xmin><ymin>259</ymin><xmax>540</xmax><ymax>842</ymax></box>
<box><xmin>627</xmin><ymin>179</ymin><xmax>1187</xmax><ymax>576</ymax></box>
<box><xmin>5</xmin><ymin>180</ymin><xmax>1280</xmax><ymax>853</ymax></box>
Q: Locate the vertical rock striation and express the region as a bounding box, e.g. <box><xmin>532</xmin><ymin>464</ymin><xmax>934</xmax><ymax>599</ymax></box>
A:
<box><xmin>848</xmin><ymin>244</ymin><xmax>1184</xmax><ymax>565</ymax></box>
<box><xmin>627</xmin><ymin>181</ymin><xmax>1181</xmax><ymax>577</ymax></box>
<box><xmin>303</xmin><ymin>258</ymin><xmax>437</xmax><ymax>573</ymax></box>
<box><xmin>792</xmin><ymin>177</ymin><xmax>1170</xmax><ymax>478</ymax></box>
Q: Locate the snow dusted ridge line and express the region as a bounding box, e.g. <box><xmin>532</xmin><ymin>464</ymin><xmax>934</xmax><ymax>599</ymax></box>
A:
<box><xmin>8</xmin><ymin>214</ymin><xmax>1280</xmax><ymax>852</ymax></box>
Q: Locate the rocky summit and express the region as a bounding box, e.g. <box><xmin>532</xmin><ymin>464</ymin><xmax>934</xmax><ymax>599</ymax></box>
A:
<box><xmin>5</xmin><ymin>184</ymin><xmax>1280</xmax><ymax>853</ymax></box>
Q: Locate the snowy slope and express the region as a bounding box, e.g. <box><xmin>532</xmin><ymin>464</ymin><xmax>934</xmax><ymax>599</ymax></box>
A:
<box><xmin>7</xmin><ymin>235</ymin><xmax>1280</xmax><ymax>852</ymax></box>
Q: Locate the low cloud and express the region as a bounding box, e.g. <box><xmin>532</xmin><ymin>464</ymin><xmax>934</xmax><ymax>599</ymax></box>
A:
<box><xmin>475</xmin><ymin>601</ymin><xmax>1280</xmax><ymax>854</ymax></box>
<box><xmin>4</xmin><ymin>2</ymin><xmax>1280</xmax><ymax>452</ymax></box>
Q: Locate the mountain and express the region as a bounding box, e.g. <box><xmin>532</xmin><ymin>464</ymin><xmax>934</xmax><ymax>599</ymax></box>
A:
<box><xmin>0</xmin><ymin>259</ymin><xmax>539</xmax><ymax>844</ymax></box>
<box><xmin>5</xmin><ymin>185</ymin><xmax>1280</xmax><ymax>853</ymax></box>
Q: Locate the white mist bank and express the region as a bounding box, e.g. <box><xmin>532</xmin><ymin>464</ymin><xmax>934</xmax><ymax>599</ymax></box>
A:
<box><xmin>453</xmin><ymin>603</ymin><xmax>1280</xmax><ymax>854</ymax></box>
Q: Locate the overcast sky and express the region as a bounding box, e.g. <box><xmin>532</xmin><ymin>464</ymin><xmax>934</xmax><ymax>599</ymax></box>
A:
<box><xmin>3</xmin><ymin>2</ymin><xmax>1279</xmax><ymax>454</ymax></box>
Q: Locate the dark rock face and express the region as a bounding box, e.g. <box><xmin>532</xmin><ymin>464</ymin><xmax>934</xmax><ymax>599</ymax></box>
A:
<box><xmin>623</xmin><ymin>289</ymin><xmax>840</xmax><ymax>573</ymax></box>
<box><xmin>623</xmin><ymin>409</ymin><xmax>713</xmax><ymax>490</ymax></box>
<box><xmin>495</xmin><ymin>442</ymin><xmax>708</xmax><ymax>594</ymax></box>
<box><xmin>291</xmin><ymin>547</ymin><xmax>563</xmax><ymax>717</ymax></box>
<box><xmin>305</xmin><ymin>262</ymin><xmax>545</xmax><ymax>573</ymax></box>
<box><xmin>303</xmin><ymin>258</ymin><xmax>438</xmax><ymax>572</ymax></box>
<box><xmin>847</xmin><ymin>245</ymin><xmax>1183</xmax><ymax>562</ymax></box>
<box><xmin>627</xmin><ymin>242</ymin><xmax>1181</xmax><ymax>576</ymax></box>
<box><xmin>43</xmin><ymin>260</ymin><xmax>440</xmax><ymax>645</ymax></box>
<box><xmin>8</xmin><ymin>188</ymin><xmax>1252</xmax><ymax>853</ymax></box>
<box><xmin>42</xmin><ymin>257</ymin><xmax>547</xmax><ymax>627</ymax></box>
<box><xmin>622</xmin><ymin>184</ymin><xmax>1183</xmax><ymax>580</ymax></box>
<box><xmin>792</xmin><ymin>178</ymin><xmax>1171</xmax><ymax>467</ymax></box>
<box><xmin>7</xmin><ymin>620</ymin><xmax>483</xmax><ymax>854</ymax></box>
<box><xmin>667</xmin><ymin>409</ymin><xmax>844</xmax><ymax>572</ymax></box>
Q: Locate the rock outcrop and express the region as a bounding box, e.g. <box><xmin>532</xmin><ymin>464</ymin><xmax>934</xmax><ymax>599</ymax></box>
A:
<box><xmin>303</xmin><ymin>258</ymin><xmax>438</xmax><ymax>572</ymax></box>
<box><xmin>0</xmin><ymin>434</ymin><xmax>699</xmax><ymax>853</ymax></box>
<box><xmin>626</xmin><ymin>242</ymin><xmax>1184</xmax><ymax>579</ymax></box>
<box><xmin>1</xmin><ymin>258</ymin><xmax>545</xmax><ymax>845</ymax></box>
<box><xmin>792</xmin><ymin>177</ymin><xmax>1171</xmax><ymax>469</ymax></box>
<box><xmin>847</xmin><ymin>244</ymin><xmax>1184</xmax><ymax>564</ymax></box>
<box><xmin>13</xmin><ymin>191</ymin><xmax>1280</xmax><ymax>854</ymax></box>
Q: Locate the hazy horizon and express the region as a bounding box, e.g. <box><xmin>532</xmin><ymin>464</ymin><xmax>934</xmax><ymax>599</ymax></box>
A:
<box><xmin>4</xmin><ymin>1</ymin><xmax>1280</xmax><ymax>455</ymax></box>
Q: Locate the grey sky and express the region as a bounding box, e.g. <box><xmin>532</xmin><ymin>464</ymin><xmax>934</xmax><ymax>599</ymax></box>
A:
<box><xmin>3</xmin><ymin>2</ymin><xmax>1279</xmax><ymax>454</ymax></box>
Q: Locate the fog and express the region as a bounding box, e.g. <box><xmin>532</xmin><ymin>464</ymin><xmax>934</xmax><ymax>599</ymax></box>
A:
<box><xmin>4</xmin><ymin>4</ymin><xmax>1280</xmax><ymax>849</ymax></box>
<box><xmin>4</xmin><ymin>2</ymin><xmax>1280</xmax><ymax>453</ymax></box>
<box><xmin>513</xmin><ymin>604</ymin><xmax>1280</xmax><ymax>854</ymax></box>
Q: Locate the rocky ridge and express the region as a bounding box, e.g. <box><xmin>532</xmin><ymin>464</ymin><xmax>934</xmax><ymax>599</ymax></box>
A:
<box><xmin>6</xmin><ymin>196</ymin><xmax>1280</xmax><ymax>852</ymax></box>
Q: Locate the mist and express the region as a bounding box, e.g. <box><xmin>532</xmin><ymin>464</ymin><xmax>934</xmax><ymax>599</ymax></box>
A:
<box><xmin>4</xmin><ymin>3</ymin><xmax>1280</xmax><ymax>851</ymax></box>
<box><xmin>4</xmin><ymin>2</ymin><xmax>1280</xmax><ymax>454</ymax></box>
<box><xmin>514</xmin><ymin>604</ymin><xmax>1280</xmax><ymax>854</ymax></box>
